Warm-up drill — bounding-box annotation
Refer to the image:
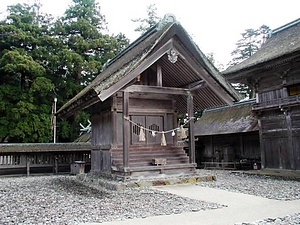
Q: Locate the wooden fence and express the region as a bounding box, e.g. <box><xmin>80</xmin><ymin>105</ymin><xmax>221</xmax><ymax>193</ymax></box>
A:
<box><xmin>0</xmin><ymin>143</ymin><xmax>91</xmax><ymax>176</ymax></box>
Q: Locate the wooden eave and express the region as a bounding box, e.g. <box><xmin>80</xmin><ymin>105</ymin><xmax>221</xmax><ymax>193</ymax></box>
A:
<box><xmin>57</xmin><ymin>19</ymin><xmax>241</xmax><ymax>118</ymax></box>
<box><xmin>223</xmin><ymin>19</ymin><xmax>300</xmax><ymax>82</ymax></box>
<box><xmin>194</xmin><ymin>100</ymin><xmax>258</xmax><ymax>136</ymax></box>
<box><xmin>224</xmin><ymin>51</ymin><xmax>300</xmax><ymax>84</ymax></box>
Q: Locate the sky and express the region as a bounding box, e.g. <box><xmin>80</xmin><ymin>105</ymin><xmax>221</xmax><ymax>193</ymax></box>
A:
<box><xmin>1</xmin><ymin>0</ymin><xmax>300</xmax><ymax>68</ymax></box>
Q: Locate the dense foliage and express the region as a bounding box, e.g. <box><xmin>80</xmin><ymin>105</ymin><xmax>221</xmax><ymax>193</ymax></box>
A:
<box><xmin>228</xmin><ymin>25</ymin><xmax>271</xmax><ymax>98</ymax></box>
<box><xmin>0</xmin><ymin>0</ymin><xmax>129</xmax><ymax>143</ymax></box>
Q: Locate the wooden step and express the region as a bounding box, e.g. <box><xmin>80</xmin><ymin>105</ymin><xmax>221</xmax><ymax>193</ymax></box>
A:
<box><xmin>111</xmin><ymin>145</ymin><xmax>190</xmax><ymax>167</ymax></box>
<box><xmin>113</xmin><ymin>157</ymin><xmax>189</xmax><ymax>166</ymax></box>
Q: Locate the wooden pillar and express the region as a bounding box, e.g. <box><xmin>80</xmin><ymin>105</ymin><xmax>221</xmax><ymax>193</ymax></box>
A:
<box><xmin>258</xmin><ymin>117</ymin><xmax>265</xmax><ymax>169</ymax></box>
<box><xmin>157</xmin><ymin>63</ymin><xmax>162</xmax><ymax>86</ymax></box>
<box><xmin>187</xmin><ymin>92</ymin><xmax>195</xmax><ymax>164</ymax></box>
<box><xmin>53</xmin><ymin>155</ymin><xmax>58</xmax><ymax>174</ymax></box>
<box><xmin>112</xmin><ymin>95</ymin><xmax>118</xmax><ymax>148</ymax></box>
<box><xmin>122</xmin><ymin>91</ymin><xmax>129</xmax><ymax>168</ymax></box>
<box><xmin>240</xmin><ymin>135</ymin><xmax>243</xmax><ymax>156</ymax></box>
<box><xmin>26</xmin><ymin>155</ymin><xmax>30</xmax><ymax>176</ymax></box>
<box><xmin>285</xmin><ymin>110</ymin><xmax>295</xmax><ymax>170</ymax></box>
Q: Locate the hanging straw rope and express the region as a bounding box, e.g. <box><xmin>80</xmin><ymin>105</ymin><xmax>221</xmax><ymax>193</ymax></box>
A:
<box><xmin>139</xmin><ymin>126</ymin><xmax>146</xmax><ymax>141</ymax></box>
<box><xmin>124</xmin><ymin>116</ymin><xmax>194</xmax><ymax>134</ymax></box>
<box><xmin>178</xmin><ymin>125</ymin><xmax>187</xmax><ymax>139</ymax></box>
<box><xmin>161</xmin><ymin>131</ymin><xmax>167</xmax><ymax>146</ymax></box>
<box><xmin>124</xmin><ymin>116</ymin><xmax>194</xmax><ymax>145</ymax></box>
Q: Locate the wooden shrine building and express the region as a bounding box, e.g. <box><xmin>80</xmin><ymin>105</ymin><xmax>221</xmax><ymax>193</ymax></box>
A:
<box><xmin>194</xmin><ymin>100</ymin><xmax>260</xmax><ymax>170</ymax></box>
<box><xmin>223</xmin><ymin>18</ymin><xmax>300</xmax><ymax>171</ymax></box>
<box><xmin>57</xmin><ymin>14</ymin><xmax>240</xmax><ymax>179</ymax></box>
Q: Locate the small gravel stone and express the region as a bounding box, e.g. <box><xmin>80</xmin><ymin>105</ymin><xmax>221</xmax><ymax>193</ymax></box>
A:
<box><xmin>197</xmin><ymin>170</ymin><xmax>300</xmax><ymax>225</ymax></box>
<box><xmin>197</xmin><ymin>170</ymin><xmax>300</xmax><ymax>200</ymax></box>
<box><xmin>0</xmin><ymin>175</ymin><xmax>223</xmax><ymax>224</ymax></box>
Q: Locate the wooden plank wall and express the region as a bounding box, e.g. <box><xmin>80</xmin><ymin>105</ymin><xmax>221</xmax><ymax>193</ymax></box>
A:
<box><xmin>90</xmin><ymin>149</ymin><xmax>111</xmax><ymax>175</ymax></box>
<box><xmin>197</xmin><ymin>132</ymin><xmax>260</xmax><ymax>164</ymax></box>
<box><xmin>259</xmin><ymin>107</ymin><xmax>300</xmax><ymax>170</ymax></box>
<box><xmin>91</xmin><ymin>111</ymin><xmax>113</xmax><ymax>146</ymax></box>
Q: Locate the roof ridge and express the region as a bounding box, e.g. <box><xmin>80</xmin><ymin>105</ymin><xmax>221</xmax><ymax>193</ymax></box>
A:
<box><xmin>272</xmin><ymin>18</ymin><xmax>300</xmax><ymax>35</ymax></box>
<box><xmin>204</xmin><ymin>98</ymin><xmax>256</xmax><ymax>112</ymax></box>
<box><xmin>101</xmin><ymin>14</ymin><xmax>177</xmax><ymax>71</ymax></box>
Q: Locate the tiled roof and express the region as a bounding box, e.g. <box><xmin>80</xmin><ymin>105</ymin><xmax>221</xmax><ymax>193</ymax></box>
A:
<box><xmin>194</xmin><ymin>100</ymin><xmax>258</xmax><ymax>136</ymax></box>
<box><xmin>223</xmin><ymin>18</ymin><xmax>300</xmax><ymax>75</ymax></box>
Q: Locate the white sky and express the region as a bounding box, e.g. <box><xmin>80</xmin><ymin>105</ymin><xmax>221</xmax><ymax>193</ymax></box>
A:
<box><xmin>1</xmin><ymin>0</ymin><xmax>300</xmax><ymax>67</ymax></box>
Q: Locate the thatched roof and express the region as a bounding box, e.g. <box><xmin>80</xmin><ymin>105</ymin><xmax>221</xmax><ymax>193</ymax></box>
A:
<box><xmin>57</xmin><ymin>14</ymin><xmax>240</xmax><ymax>118</ymax></box>
<box><xmin>194</xmin><ymin>100</ymin><xmax>258</xmax><ymax>136</ymax></box>
<box><xmin>223</xmin><ymin>18</ymin><xmax>300</xmax><ymax>77</ymax></box>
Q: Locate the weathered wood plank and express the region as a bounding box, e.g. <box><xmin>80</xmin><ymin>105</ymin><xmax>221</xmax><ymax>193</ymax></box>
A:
<box><xmin>187</xmin><ymin>92</ymin><xmax>195</xmax><ymax>164</ymax></box>
<box><xmin>157</xmin><ymin>63</ymin><xmax>162</xmax><ymax>86</ymax></box>
<box><xmin>99</xmin><ymin>39</ymin><xmax>174</xmax><ymax>101</ymax></box>
<box><xmin>125</xmin><ymin>85</ymin><xmax>189</xmax><ymax>95</ymax></box>
<box><xmin>123</xmin><ymin>91</ymin><xmax>129</xmax><ymax>168</ymax></box>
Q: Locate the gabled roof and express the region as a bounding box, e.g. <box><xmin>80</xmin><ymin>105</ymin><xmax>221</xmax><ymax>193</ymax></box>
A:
<box><xmin>223</xmin><ymin>18</ymin><xmax>300</xmax><ymax>77</ymax></box>
<box><xmin>57</xmin><ymin>14</ymin><xmax>240</xmax><ymax>118</ymax></box>
<box><xmin>194</xmin><ymin>99</ymin><xmax>258</xmax><ymax>136</ymax></box>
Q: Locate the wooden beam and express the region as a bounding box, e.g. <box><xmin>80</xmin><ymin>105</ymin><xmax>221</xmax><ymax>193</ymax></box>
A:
<box><xmin>99</xmin><ymin>39</ymin><xmax>174</xmax><ymax>101</ymax></box>
<box><xmin>122</xmin><ymin>91</ymin><xmax>129</xmax><ymax>168</ymax></box>
<box><xmin>125</xmin><ymin>85</ymin><xmax>189</xmax><ymax>95</ymax></box>
<box><xmin>187</xmin><ymin>92</ymin><xmax>195</xmax><ymax>164</ymax></box>
<box><xmin>157</xmin><ymin>63</ymin><xmax>162</xmax><ymax>86</ymax></box>
<box><xmin>188</xmin><ymin>80</ymin><xmax>207</xmax><ymax>92</ymax></box>
<box><xmin>285</xmin><ymin>110</ymin><xmax>295</xmax><ymax>170</ymax></box>
<box><xmin>258</xmin><ymin>118</ymin><xmax>265</xmax><ymax>169</ymax></box>
<box><xmin>172</xmin><ymin>40</ymin><xmax>236</xmax><ymax>105</ymax></box>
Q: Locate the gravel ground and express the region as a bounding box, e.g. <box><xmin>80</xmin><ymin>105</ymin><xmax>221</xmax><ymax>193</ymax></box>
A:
<box><xmin>196</xmin><ymin>170</ymin><xmax>300</xmax><ymax>200</ymax></box>
<box><xmin>0</xmin><ymin>171</ymin><xmax>299</xmax><ymax>225</ymax></box>
<box><xmin>196</xmin><ymin>170</ymin><xmax>300</xmax><ymax>225</ymax></box>
<box><xmin>234</xmin><ymin>213</ymin><xmax>300</xmax><ymax>225</ymax></box>
<box><xmin>0</xmin><ymin>175</ymin><xmax>223</xmax><ymax>225</ymax></box>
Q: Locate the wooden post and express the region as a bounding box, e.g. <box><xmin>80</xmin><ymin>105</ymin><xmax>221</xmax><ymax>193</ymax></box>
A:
<box><xmin>112</xmin><ymin>95</ymin><xmax>118</xmax><ymax>147</ymax></box>
<box><xmin>173</xmin><ymin>109</ymin><xmax>178</xmax><ymax>145</ymax></box>
<box><xmin>258</xmin><ymin>117</ymin><xmax>265</xmax><ymax>169</ymax></box>
<box><xmin>187</xmin><ymin>92</ymin><xmax>195</xmax><ymax>164</ymax></box>
<box><xmin>26</xmin><ymin>155</ymin><xmax>30</xmax><ymax>176</ymax></box>
<box><xmin>122</xmin><ymin>91</ymin><xmax>129</xmax><ymax>168</ymax></box>
<box><xmin>285</xmin><ymin>110</ymin><xmax>295</xmax><ymax>170</ymax></box>
<box><xmin>54</xmin><ymin>155</ymin><xmax>58</xmax><ymax>174</ymax></box>
<box><xmin>157</xmin><ymin>63</ymin><xmax>162</xmax><ymax>86</ymax></box>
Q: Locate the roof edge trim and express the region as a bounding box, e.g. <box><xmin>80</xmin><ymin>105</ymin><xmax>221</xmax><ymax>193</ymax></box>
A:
<box><xmin>272</xmin><ymin>18</ymin><xmax>300</xmax><ymax>35</ymax></box>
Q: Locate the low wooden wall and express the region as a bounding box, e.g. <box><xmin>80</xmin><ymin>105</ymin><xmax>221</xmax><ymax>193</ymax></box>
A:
<box><xmin>0</xmin><ymin>143</ymin><xmax>91</xmax><ymax>175</ymax></box>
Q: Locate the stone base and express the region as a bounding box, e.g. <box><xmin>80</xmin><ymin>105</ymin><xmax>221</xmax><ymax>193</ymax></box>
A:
<box><xmin>76</xmin><ymin>171</ymin><xmax>216</xmax><ymax>191</ymax></box>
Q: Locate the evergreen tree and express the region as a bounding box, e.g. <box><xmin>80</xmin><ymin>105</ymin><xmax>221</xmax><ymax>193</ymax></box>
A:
<box><xmin>0</xmin><ymin>1</ymin><xmax>129</xmax><ymax>142</ymax></box>
<box><xmin>228</xmin><ymin>25</ymin><xmax>270</xmax><ymax>98</ymax></box>
<box><xmin>0</xmin><ymin>3</ymin><xmax>54</xmax><ymax>142</ymax></box>
<box><xmin>52</xmin><ymin>0</ymin><xmax>129</xmax><ymax>141</ymax></box>
<box><xmin>132</xmin><ymin>4</ymin><xmax>160</xmax><ymax>34</ymax></box>
<box><xmin>229</xmin><ymin>25</ymin><xmax>270</xmax><ymax>67</ymax></box>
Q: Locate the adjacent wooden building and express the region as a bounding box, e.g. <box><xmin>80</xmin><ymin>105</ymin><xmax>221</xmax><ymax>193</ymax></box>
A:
<box><xmin>194</xmin><ymin>100</ymin><xmax>260</xmax><ymax>169</ymax></box>
<box><xmin>57</xmin><ymin>14</ymin><xmax>240</xmax><ymax>179</ymax></box>
<box><xmin>223</xmin><ymin>18</ymin><xmax>300</xmax><ymax>170</ymax></box>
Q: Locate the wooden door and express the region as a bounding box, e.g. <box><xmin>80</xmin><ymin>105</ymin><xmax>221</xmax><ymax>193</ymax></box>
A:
<box><xmin>130</xmin><ymin>115</ymin><xmax>146</xmax><ymax>145</ymax></box>
<box><xmin>130</xmin><ymin>115</ymin><xmax>164</xmax><ymax>145</ymax></box>
<box><xmin>146</xmin><ymin>116</ymin><xmax>163</xmax><ymax>144</ymax></box>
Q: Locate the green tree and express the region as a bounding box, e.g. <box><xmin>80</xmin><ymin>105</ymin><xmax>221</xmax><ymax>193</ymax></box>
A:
<box><xmin>0</xmin><ymin>1</ymin><xmax>129</xmax><ymax>142</ymax></box>
<box><xmin>132</xmin><ymin>4</ymin><xmax>160</xmax><ymax>34</ymax></box>
<box><xmin>228</xmin><ymin>25</ymin><xmax>270</xmax><ymax>98</ymax></box>
<box><xmin>229</xmin><ymin>25</ymin><xmax>270</xmax><ymax>67</ymax></box>
<box><xmin>0</xmin><ymin>3</ymin><xmax>55</xmax><ymax>142</ymax></box>
<box><xmin>52</xmin><ymin>0</ymin><xmax>129</xmax><ymax>141</ymax></box>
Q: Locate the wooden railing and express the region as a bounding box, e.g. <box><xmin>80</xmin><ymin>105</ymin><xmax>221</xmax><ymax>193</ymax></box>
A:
<box><xmin>0</xmin><ymin>143</ymin><xmax>91</xmax><ymax>176</ymax></box>
<box><xmin>252</xmin><ymin>95</ymin><xmax>300</xmax><ymax>111</ymax></box>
